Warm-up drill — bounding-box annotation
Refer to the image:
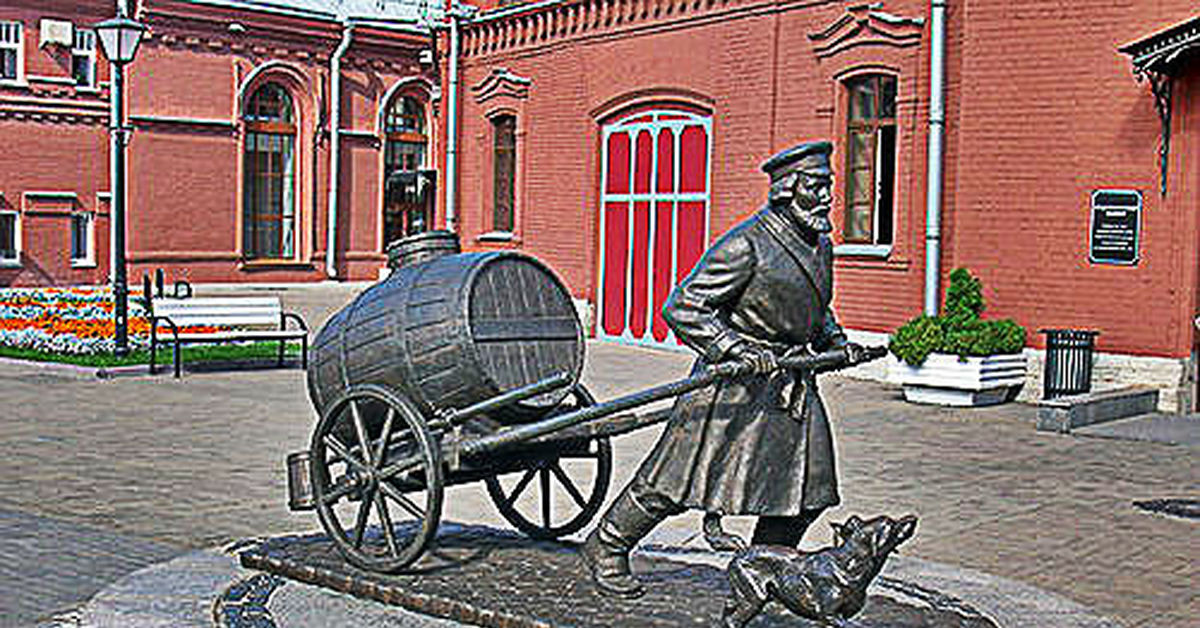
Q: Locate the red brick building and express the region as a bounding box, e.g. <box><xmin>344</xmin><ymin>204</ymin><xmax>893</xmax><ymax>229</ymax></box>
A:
<box><xmin>1</xmin><ymin>0</ymin><xmax>442</xmax><ymax>287</ymax></box>
<box><xmin>441</xmin><ymin>0</ymin><xmax>1200</xmax><ymax>409</ymax></box>
<box><xmin>3</xmin><ymin>0</ymin><xmax>1200</xmax><ymax>408</ymax></box>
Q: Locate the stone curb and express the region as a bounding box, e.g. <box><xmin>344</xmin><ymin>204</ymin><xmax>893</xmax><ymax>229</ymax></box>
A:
<box><xmin>0</xmin><ymin>355</ymin><xmax>305</xmax><ymax>380</ymax></box>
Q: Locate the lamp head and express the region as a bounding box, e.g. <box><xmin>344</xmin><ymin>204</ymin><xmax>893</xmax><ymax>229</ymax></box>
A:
<box><xmin>93</xmin><ymin>15</ymin><xmax>147</xmax><ymax>65</ymax></box>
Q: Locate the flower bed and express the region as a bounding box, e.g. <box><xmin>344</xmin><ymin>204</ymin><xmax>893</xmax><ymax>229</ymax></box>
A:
<box><xmin>0</xmin><ymin>286</ymin><xmax>217</xmax><ymax>355</ymax></box>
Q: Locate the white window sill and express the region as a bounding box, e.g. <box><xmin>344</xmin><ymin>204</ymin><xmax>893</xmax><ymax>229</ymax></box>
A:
<box><xmin>834</xmin><ymin>243</ymin><xmax>892</xmax><ymax>258</ymax></box>
<box><xmin>0</xmin><ymin>260</ymin><xmax>21</xmax><ymax>268</ymax></box>
<box><xmin>0</xmin><ymin>80</ymin><xmax>29</xmax><ymax>89</ymax></box>
<box><xmin>477</xmin><ymin>231</ymin><xmax>515</xmax><ymax>242</ymax></box>
<box><xmin>71</xmin><ymin>260</ymin><xmax>96</xmax><ymax>268</ymax></box>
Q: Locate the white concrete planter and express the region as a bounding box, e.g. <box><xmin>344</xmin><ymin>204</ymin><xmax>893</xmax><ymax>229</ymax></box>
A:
<box><xmin>888</xmin><ymin>353</ymin><xmax>1028</xmax><ymax>407</ymax></box>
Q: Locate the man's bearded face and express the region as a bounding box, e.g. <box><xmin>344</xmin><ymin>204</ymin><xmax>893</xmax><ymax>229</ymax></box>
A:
<box><xmin>788</xmin><ymin>170</ymin><xmax>834</xmax><ymax>235</ymax></box>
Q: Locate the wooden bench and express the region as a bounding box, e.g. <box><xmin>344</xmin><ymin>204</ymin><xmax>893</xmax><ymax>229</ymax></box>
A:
<box><xmin>150</xmin><ymin>296</ymin><xmax>309</xmax><ymax>377</ymax></box>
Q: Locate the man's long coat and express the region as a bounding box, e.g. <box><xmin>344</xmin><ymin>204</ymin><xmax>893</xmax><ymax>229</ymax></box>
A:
<box><xmin>634</xmin><ymin>204</ymin><xmax>846</xmax><ymax>516</ymax></box>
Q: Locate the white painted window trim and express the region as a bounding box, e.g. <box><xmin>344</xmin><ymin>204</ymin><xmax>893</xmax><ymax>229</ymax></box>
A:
<box><xmin>0</xmin><ymin>210</ymin><xmax>21</xmax><ymax>267</ymax></box>
<box><xmin>834</xmin><ymin>243</ymin><xmax>893</xmax><ymax>258</ymax></box>
<box><xmin>596</xmin><ymin>109</ymin><xmax>712</xmax><ymax>351</ymax></box>
<box><xmin>0</xmin><ymin>20</ymin><xmax>26</xmax><ymax>86</ymax></box>
<box><xmin>70</xmin><ymin>211</ymin><xmax>96</xmax><ymax>267</ymax></box>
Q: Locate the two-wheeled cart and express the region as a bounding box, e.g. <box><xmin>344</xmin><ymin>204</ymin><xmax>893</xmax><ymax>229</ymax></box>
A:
<box><xmin>285</xmin><ymin>230</ymin><xmax>884</xmax><ymax>573</ymax></box>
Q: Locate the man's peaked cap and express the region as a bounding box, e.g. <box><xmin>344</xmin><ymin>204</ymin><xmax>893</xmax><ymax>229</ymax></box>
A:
<box><xmin>761</xmin><ymin>141</ymin><xmax>833</xmax><ymax>180</ymax></box>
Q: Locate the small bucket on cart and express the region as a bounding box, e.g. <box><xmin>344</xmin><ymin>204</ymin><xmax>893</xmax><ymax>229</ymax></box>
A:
<box><xmin>286</xmin><ymin>451</ymin><xmax>315</xmax><ymax>511</ymax></box>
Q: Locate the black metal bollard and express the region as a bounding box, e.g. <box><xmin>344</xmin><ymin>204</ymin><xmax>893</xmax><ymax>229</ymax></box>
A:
<box><xmin>155</xmin><ymin>268</ymin><xmax>165</xmax><ymax>298</ymax></box>
<box><xmin>1040</xmin><ymin>329</ymin><xmax>1100</xmax><ymax>399</ymax></box>
<box><xmin>141</xmin><ymin>274</ymin><xmax>152</xmax><ymax>309</ymax></box>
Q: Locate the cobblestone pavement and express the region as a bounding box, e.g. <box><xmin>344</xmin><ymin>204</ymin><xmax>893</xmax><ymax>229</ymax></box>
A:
<box><xmin>0</xmin><ymin>284</ymin><xmax>1196</xmax><ymax>627</ymax></box>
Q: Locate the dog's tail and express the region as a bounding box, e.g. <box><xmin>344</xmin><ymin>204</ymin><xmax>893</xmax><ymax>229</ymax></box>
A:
<box><xmin>704</xmin><ymin>513</ymin><xmax>748</xmax><ymax>552</ymax></box>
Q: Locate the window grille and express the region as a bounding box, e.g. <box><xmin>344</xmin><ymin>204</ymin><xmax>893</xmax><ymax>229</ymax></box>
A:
<box><xmin>242</xmin><ymin>83</ymin><xmax>297</xmax><ymax>259</ymax></box>
<box><xmin>0</xmin><ymin>21</ymin><xmax>23</xmax><ymax>84</ymax></box>
<box><xmin>382</xmin><ymin>95</ymin><xmax>431</xmax><ymax>244</ymax></box>
<box><xmin>843</xmin><ymin>74</ymin><xmax>896</xmax><ymax>246</ymax></box>
<box><xmin>72</xmin><ymin>28</ymin><xmax>96</xmax><ymax>87</ymax></box>
<box><xmin>597</xmin><ymin>108</ymin><xmax>712</xmax><ymax>348</ymax></box>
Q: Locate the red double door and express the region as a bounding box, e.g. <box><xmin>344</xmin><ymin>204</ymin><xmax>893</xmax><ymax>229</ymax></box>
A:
<box><xmin>597</xmin><ymin>109</ymin><xmax>711</xmax><ymax>348</ymax></box>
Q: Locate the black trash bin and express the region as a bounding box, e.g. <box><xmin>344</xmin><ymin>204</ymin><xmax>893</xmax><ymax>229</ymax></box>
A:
<box><xmin>1040</xmin><ymin>329</ymin><xmax>1100</xmax><ymax>399</ymax></box>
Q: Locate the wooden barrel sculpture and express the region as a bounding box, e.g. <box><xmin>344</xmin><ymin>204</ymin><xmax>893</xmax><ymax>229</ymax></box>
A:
<box><xmin>307</xmin><ymin>231</ymin><xmax>584</xmax><ymax>421</ymax></box>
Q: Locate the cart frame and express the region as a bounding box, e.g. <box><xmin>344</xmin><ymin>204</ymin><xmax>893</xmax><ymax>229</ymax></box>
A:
<box><xmin>290</xmin><ymin>345</ymin><xmax>886</xmax><ymax>573</ymax></box>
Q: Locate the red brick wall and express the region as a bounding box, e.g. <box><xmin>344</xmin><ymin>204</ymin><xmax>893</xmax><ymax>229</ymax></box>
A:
<box><xmin>447</xmin><ymin>0</ymin><xmax>1200</xmax><ymax>359</ymax></box>
<box><xmin>0</xmin><ymin>1</ymin><xmax>113</xmax><ymax>288</ymax></box>
<box><xmin>948</xmin><ymin>0</ymin><xmax>1199</xmax><ymax>358</ymax></box>
<box><xmin>450</xmin><ymin>0</ymin><xmax>934</xmax><ymax>334</ymax></box>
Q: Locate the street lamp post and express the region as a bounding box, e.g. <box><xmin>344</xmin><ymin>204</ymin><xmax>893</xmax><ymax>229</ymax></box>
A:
<box><xmin>94</xmin><ymin>11</ymin><xmax>146</xmax><ymax>357</ymax></box>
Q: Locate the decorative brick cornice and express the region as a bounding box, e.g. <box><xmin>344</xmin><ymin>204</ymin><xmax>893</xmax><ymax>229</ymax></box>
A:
<box><xmin>0</xmin><ymin>95</ymin><xmax>108</xmax><ymax>126</ymax></box>
<box><xmin>807</xmin><ymin>2</ymin><xmax>924</xmax><ymax>58</ymax></box>
<box><xmin>461</xmin><ymin>0</ymin><xmax>754</xmax><ymax>59</ymax></box>
<box><xmin>471</xmin><ymin>67</ymin><xmax>532</xmax><ymax>103</ymax></box>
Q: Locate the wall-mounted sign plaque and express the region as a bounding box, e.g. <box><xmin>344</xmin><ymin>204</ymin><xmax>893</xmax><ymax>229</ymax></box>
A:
<box><xmin>1089</xmin><ymin>189</ymin><xmax>1141</xmax><ymax>265</ymax></box>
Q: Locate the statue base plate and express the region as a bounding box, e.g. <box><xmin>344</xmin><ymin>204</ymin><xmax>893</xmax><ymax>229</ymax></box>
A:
<box><xmin>238</xmin><ymin>524</ymin><xmax>997</xmax><ymax>627</ymax></box>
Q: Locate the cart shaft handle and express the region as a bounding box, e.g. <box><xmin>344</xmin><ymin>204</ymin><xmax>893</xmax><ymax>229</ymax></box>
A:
<box><xmin>460</xmin><ymin>345</ymin><xmax>887</xmax><ymax>458</ymax></box>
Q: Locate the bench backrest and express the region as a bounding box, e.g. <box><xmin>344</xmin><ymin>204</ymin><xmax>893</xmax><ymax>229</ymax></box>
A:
<box><xmin>152</xmin><ymin>297</ymin><xmax>283</xmax><ymax>329</ymax></box>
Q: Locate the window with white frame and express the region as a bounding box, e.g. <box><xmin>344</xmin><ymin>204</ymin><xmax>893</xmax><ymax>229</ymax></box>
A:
<box><xmin>843</xmin><ymin>74</ymin><xmax>896</xmax><ymax>246</ymax></box>
<box><xmin>0</xmin><ymin>211</ymin><xmax>19</xmax><ymax>264</ymax></box>
<box><xmin>70</xmin><ymin>212</ymin><xmax>93</xmax><ymax>265</ymax></box>
<box><xmin>0</xmin><ymin>21</ymin><xmax>23</xmax><ymax>84</ymax></box>
<box><xmin>72</xmin><ymin>28</ymin><xmax>95</xmax><ymax>88</ymax></box>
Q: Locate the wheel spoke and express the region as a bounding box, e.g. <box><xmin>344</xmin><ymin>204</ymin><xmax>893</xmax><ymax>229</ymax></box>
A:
<box><xmin>349</xmin><ymin>400</ymin><xmax>374</xmax><ymax>467</ymax></box>
<box><xmin>324</xmin><ymin>435</ymin><xmax>371</xmax><ymax>475</ymax></box>
<box><xmin>352</xmin><ymin>485</ymin><xmax>378</xmax><ymax>548</ymax></box>
<box><xmin>372</xmin><ymin>408</ymin><xmax>396</xmax><ymax>470</ymax></box>
<box><xmin>549</xmin><ymin>462</ymin><xmax>588</xmax><ymax>509</ymax></box>
<box><xmin>317</xmin><ymin>480</ymin><xmax>357</xmax><ymax>506</ymax></box>
<box><xmin>503</xmin><ymin>469</ymin><xmax>538</xmax><ymax>508</ymax></box>
<box><xmin>379</xmin><ymin>481</ymin><xmax>427</xmax><ymax>520</ymax></box>
<box><xmin>540</xmin><ymin>468</ymin><xmax>552</xmax><ymax>528</ymax></box>
<box><xmin>557</xmin><ymin>450</ymin><xmax>601</xmax><ymax>460</ymax></box>
<box><xmin>378</xmin><ymin>453</ymin><xmax>425</xmax><ymax>482</ymax></box>
<box><xmin>374</xmin><ymin>492</ymin><xmax>401</xmax><ymax>557</ymax></box>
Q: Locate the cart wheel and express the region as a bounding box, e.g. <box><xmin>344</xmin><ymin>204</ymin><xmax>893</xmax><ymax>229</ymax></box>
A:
<box><xmin>485</xmin><ymin>385</ymin><xmax>612</xmax><ymax>540</ymax></box>
<box><xmin>310</xmin><ymin>384</ymin><xmax>443</xmax><ymax>572</ymax></box>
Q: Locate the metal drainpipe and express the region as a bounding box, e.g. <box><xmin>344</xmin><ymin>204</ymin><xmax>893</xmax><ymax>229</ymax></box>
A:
<box><xmin>923</xmin><ymin>0</ymin><xmax>947</xmax><ymax>315</ymax></box>
<box><xmin>443</xmin><ymin>7</ymin><xmax>463</xmax><ymax>232</ymax></box>
<box><xmin>325</xmin><ymin>21</ymin><xmax>353</xmax><ymax>279</ymax></box>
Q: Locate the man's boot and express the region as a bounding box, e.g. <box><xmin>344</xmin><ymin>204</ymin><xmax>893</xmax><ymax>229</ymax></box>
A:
<box><xmin>580</xmin><ymin>489</ymin><xmax>662</xmax><ymax>598</ymax></box>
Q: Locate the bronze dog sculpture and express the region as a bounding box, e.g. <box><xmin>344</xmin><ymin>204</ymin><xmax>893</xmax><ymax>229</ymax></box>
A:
<box><xmin>723</xmin><ymin>514</ymin><xmax>918</xmax><ymax>628</ymax></box>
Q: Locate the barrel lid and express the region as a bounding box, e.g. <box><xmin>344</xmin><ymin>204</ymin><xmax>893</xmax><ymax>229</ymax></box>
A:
<box><xmin>387</xmin><ymin>230</ymin><xmax>462</xmax><ymax>269</ymax></box>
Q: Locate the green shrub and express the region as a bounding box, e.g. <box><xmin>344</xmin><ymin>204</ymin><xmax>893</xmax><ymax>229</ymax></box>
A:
<box><xmin>889</xmin><ymin>269</ymin><xmax>1027</xmax><ymax>366</ymax></box>
<box><xmin>889</xmin><ymin>315</ymin><xmax>943</xmax><ymax>367</ymax></box>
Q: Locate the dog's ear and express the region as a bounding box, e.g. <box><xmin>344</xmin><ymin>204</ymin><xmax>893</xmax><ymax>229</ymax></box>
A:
<box><xmin>895</xmin><ymin>515</ymin><xmax>918</xmax><ymax>543</ymax></box>
<box><xmin>830</xmin><ymin>521</ymin><xmax>847</xmax><ymax>544</ymax></box>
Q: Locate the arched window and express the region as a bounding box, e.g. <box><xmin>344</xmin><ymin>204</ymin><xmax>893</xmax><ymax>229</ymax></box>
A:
<box><xmin>843</xmin><ymin>73</ymin><xmax>896</xmax><ymax>246</ymax></box>
<box><xmin>243</xmin><ymin>83</ymin><xmax>297</xmax><ymax>260</ymax></box>
<box><xmin>383</xmin><ymin>95</ymin><xmax>431</xmax><ymax>245</ymax></box>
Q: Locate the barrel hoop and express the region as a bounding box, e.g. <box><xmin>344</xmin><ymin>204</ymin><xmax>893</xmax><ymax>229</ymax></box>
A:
<box><xmin>471</xmin><ymin>317</ymin><xmax>579</xmax><ymax>341</ymax></box>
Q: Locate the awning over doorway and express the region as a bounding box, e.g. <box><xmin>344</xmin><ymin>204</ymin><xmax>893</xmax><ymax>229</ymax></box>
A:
<box><xmin>1118</xmin><ymin>14</ymin><xmax>1200</xmax><ymax>196</ymax></box>
<box><xmin>1119</xmin><ymin>14</ymin><xmax>1200</xmax><ymax>74</ymax></box>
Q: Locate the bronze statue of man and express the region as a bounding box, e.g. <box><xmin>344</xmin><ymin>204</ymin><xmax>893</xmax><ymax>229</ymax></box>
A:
<box><xmin>581</xmin><ymin>140</ymin><xmax>865</xmax><ymax>598</ymax></box>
